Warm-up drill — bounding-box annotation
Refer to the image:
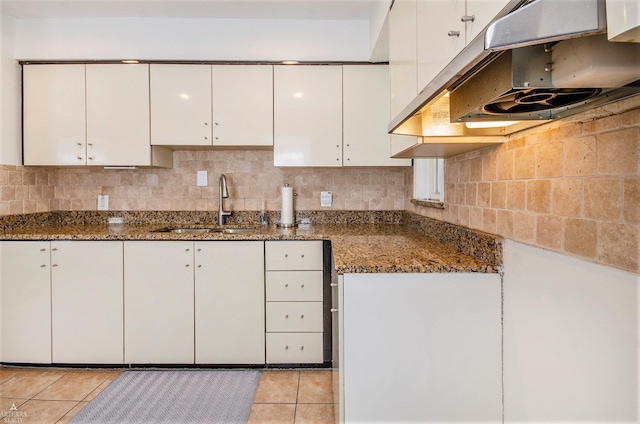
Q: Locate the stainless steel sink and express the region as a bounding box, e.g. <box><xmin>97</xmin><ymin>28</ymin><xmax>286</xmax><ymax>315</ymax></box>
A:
<box><xmin>153</xmin><ymin>227</ymin><xmax>257</xmax><ymax>234</ymax></box>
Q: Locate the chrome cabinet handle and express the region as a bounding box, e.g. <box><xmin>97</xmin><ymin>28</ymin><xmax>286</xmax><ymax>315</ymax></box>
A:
<box><xmin>461</xmin><ymin>15</ymin><xmax>475</xmax><ymax>22</ymax></box>
<box><xmin>300</xmin><ymin>314</ymin><xmax>304</xmax><ymax>319</ymax></box>
<box><xmin>330</xmin><ymin>283</ymin><xmax>338</xmax><ymax>287</ymax></box>
<box><xmin>185</xmin><ymin>264</ymin><xmax>190</xmax><ymax>267</ymax></box>
<box><xmin>448</xmin><ymin>30</ymin><xmax>461</xmax><ymax>37</ymax></box>
<box><xmin>185</xmin><ymin>248</ymin><xmax>190</xmax><ymax>251</ymax></box>
<box><xmin>197</xmin><ymin>264</ymin><xmax>201</xmax><ymax>268</ymax></box>
<box><xmin>300</xmin><ymin>346</ymin><xmax>304</xmax><ymax>351</ymax></box>
<box><xmin>88</xmin><ymin>156</ymin><xmax>95</xmax><ymax>160</ymax></box>
<box><xmin>51</xmin><ymin>248</ymin><xmax>58</xmax><ymax>251</ymax></box>
<box><xmin>40</xmin><ymin>248</ymin><xmax>46</xmax><ymax>252</ymax></box>
<box><xmin>40</xmin><ymin>264</ymin><xmax>47</xmax><ymax>268</ymax></box>
<box><xmin>52</xmin><ymin>264</ymin><xmax>58</xmax><ymax>267</ymax></box>
<box><xmin>301</xmin><ymin>284</ymin><xmax>304</xmax><ymax>288</ymax></box>
<box><xmin>285</xmin><ymin>314</ymin><xmax>289</xmax><ymax>318</ymax></box>
<box><xmin>331</xmin><ymin>308</ymin><xmax>338</xmax><ymax>313</ymax></box>
<box><xmin>301</xmin><ymin>254</ymin><xmax>304</xmax><ymax>258</ymax></box>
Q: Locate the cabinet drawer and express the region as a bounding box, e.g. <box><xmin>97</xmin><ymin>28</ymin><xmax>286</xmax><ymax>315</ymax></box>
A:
<box><xmin>265</xmin><ymin>241</ymin><xmax>323</xmax><ymax>270</ymax></box>
<box><xmin>266</xmin><ymin>271</ymin><xmax>323</xmax><ymax>302</ymax></box>
<box><xmin>266</xmin><ymin>332</ymin><xmax>323</xmax><ymax>364</ymax></box>
<box><xmin>266</xmin><ymin>302</ymin><xmax>323</xmax><ymax>332</ymax></box>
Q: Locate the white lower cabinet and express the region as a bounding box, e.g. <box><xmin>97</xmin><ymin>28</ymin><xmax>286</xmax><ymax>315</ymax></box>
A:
<box><xmin>0</xmin><ymin>241</ymin><xmax>52</xmax><ymax>364</ymax></box>
<box><xmin>265</xmin><ymin>240</ymin><xmax>325</xmax><ymax>364</ymax></box>
<box><xmin>195</xmin><ymin>241</ymin><xmax>265</xmax><ymax>364</ymax></box>
<box><xmin>124</xmin><ymin>241</ymin><xmax>195</xmax><ymax>364</ymax></box>
<box><xmin>266</xmin><ymin>333</ymin><xmax>323</xmax><ymax>364</ymax></box>
<box><xmin>51</xmin><ymin>241</ymin><xmax>124</xmax><ymax>364</ymax></box>
<box><xmin>341</xmin><ymin>272</ymin><xmax>502</xmax><ymax>423</ymax></box>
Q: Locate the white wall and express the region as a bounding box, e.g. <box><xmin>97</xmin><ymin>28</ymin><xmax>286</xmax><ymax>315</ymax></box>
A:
<box><xmin>1</xmin><ymin>11</ymin><xmax>21</xmax><ymax>165</ymax></box>
<box><xmin>503</xmin><ymin>240</ymin><xmax>639</xmax><ymax>423</ymax></box>
<box><xmin>15</xmin><ymin>17</ymin><xmax>370</xmax><ymax>61</ymax></box>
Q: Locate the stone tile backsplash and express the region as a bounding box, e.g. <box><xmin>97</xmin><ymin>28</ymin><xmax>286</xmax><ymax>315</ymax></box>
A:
<box><xmin>0</xmin><ymin>150</ymin><xmax>411</xmax><ymax>215</ymax></box>
<box><xmin>407</xmin><ymin>96</ymin><xmax>640</xmax><ymax>273</ymax></box>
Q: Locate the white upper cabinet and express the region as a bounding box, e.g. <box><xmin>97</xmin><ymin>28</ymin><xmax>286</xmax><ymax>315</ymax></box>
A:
<box><xmin>274</xmin><ymin>65</ymin><xmax>343</xmax><ymax>167</ymax></box>
<box><xmin>23</xmin><ymin>65</ymin><xmax>86</xmax><ymax>166</ymax></box>
<box><xmin>150</xmin><ymin>64</ymin><xmax>213</xmax><ymax>146</ymax></box>
<box><xmin>23</xmin><ymin>64</ymin><xmax>171</xmax><ymax>167</ymax></box>
<box><xmin>416</xmin><ymin>0</ymin><xmax>465</xmax><ymax>90</ymax></box>
<box><xmin>465</xmin><ymin>0</ymin><xmax>511</xmax><ymax>44</ymax></box>
<box><xmin>86</xmin><ymin>64</ymin><xmax>152</xmax><ymax>166</ymax></box>
<box><xmin>415</xmin><ymin>0</ymin><xmax>510</xmax><ymax>99</ymax></box>
<box><xmin>212</xmin><ymin>65</ymin><xmax>273</xmax><ymax>147</ymax></box>
<box><xmin>343</xmin><ymin>65</ymin><xmax>410</xmax><ymax>167</ymax></box>
<box><xmin>389</xmin><ymin>0</ymin><xmax>418</xmax><ymax>120</ymax></box>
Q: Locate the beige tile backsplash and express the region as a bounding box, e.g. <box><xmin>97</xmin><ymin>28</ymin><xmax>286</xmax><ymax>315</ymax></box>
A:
<box><xmin>0</xmin><ymin>150</ymin><xmax>410</xmax><ymax>216</ymax></box>
<box><xmin>407</xmin><ymin>96</ymin><xmax>640</xmax><ymax>273</ymax></box>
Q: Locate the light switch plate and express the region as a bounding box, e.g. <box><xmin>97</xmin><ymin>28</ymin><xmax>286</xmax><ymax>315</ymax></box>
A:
<box><xmin>98</xmin><ymin>194</ymin><xmax>109</xmax><ymax>211</ymax></box>
<box><xmin>321</xmin><ymin>191</ymin><xmax>332</xmax><ymax>207</ymax></box>
<box><xmin>197</xmin><ymin>170</ymin><xmax>208</xmax><ymax>186</ymax></box>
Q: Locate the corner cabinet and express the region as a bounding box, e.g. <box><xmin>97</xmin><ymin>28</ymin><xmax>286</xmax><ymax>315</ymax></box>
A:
<box><xmin>274</xmin><ymin>65</ymin><xmax>343</xmax><ymax>167</ymax></box>
<box><xmin>23</xmin><ymin>64</ymin><xmax>172</xmax><ymax>168</ymax></box>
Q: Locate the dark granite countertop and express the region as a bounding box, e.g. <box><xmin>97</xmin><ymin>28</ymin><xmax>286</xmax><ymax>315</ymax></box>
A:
<box><xmin>0</xmin><ymin>211</ymin><xmax>501</xmax><ymax>274</ymax></box>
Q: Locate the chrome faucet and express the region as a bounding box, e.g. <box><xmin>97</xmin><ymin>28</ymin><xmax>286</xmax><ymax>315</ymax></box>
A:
<box><xmin>218</xmin><ymin>174</ymin><xmax>231</xmax><ymax>225</ymax></box>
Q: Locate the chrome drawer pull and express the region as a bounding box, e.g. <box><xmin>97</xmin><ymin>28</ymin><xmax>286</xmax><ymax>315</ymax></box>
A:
<box><xmin>331</xmin><ymin>308</ymin><xmax>338</xmax><ymax>313</ymax></box>
<box><xmin>300</xmin><ymin>315</ymin><xmax>304</xmax><ymax>319</ymax></box>
<box><xmin>285</xmin><ymin>346</ymin><xmax>289</xmax><ymax>350</ymax></box>
<box><xmin>448</xmin><ymin>30</ymin><xmax>460</xmax><ymax>37</ymax></box>
<box><xmin>300</xmin><ymin>346</ymin><xmax>304</xmax><ymax>351</ymax></box>
<box><xmin>285</xmin><ymin>284</ymin><xmax>289</xmax><ymax>287</ymax></box>
<box><xmin>330</xmin><ymin>283</ymin><xmax>338</xmax><ymax>287</ymax></box>
<box><xmin>285</xmin><ymin>315</ymin><xmax>289</xmax><ymax>318</ymax></box>
<box><xmin>40</xmin><ymin>248</ymin><xmax>46</xmax><ymax>252</ymax></box>
<box><xmin>40</xmin><ymin>264</ymin><xmax>47</xmax><ymax>268</ymax></box>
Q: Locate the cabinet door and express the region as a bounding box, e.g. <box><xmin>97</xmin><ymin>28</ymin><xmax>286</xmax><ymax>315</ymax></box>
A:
<box><xmin>466</xmin><ymin>0</ymin><xmax>511</xmax><ymax>44</ymax></box>
<box><xmin>150</xmin><ymin>64</ymin><xmax>213</xmax><ymax>146</ymax></box>
<box><xmin>343</xmin><ymin>65</ymin><xmax>410</xmax><ymax>167</ymax></box>
<box><xmin>389</xmin><ymin>0</ymin><xmax>418</xmax><ymax>119</ymax></box>
<box><xmin>86</xmin><ymin>64</ymin><xmax>151</xmax><ymax>166</ymax></box>
<box><xmin>416</xmin><ymin>0</ymin><xmax>465</xmax><ymax>90</ymax></box>
<box><xmin>51</xmin><ymin>241</ymin><xmax>123</xmax><ymax>364</ymax></box>
<box><xmin>194</xmin><ymin>241</ymin><xmax>265</xmax><ymax>364</ymax></box>
<box><xmin>212</xmin><ymin>65</ymin><xmax>273</xmax><ymax>146</ymax></box>
<box><xmin>23</xmin><ymin>64</ymin><xmax>86</xmax><ymax>166</ymax></box>
<box><xmin>343</xmin><ymin>273</ymin><xmax>502</xmax><ymax>423</ymax></box>
<box><xmin>274</xmin><ymin>65</ymin><xmax>342</xmax><ymax>167</ymax></box>
<box><xmin>124</xmin><ymin>241</ymin><xmax>194</xmax><ymax>364</ymax></box>
<box><xmin>0</xmin><ymin>241</ymin><xmax>52</xmax><ymax>363</ymax></box>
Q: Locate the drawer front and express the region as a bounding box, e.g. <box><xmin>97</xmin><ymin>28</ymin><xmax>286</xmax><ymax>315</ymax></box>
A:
<box><xmin>266</xmin><ymin>302</ymin><xmax>323</xmax><ymax>332</ymax></box>
<box><xmin>266</xmin><ymin>271</ymin><xmax>323</xmax><ymax>302</ymax></box>
<box><xmin>265</xmin><ymin>241</ymin><xmax>323</xmax><ymax>271</ymax></box>
<box><xmin>266</xmin><ymin>332</ymin><xmax>323</xmax><ymax>364</ymax></box>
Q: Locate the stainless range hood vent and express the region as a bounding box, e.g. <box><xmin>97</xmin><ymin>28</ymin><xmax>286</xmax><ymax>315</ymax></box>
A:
<box><xmin>389</xmin><ymin>0</ymin><xmax>640</xmax><ymax>150</ymax></box>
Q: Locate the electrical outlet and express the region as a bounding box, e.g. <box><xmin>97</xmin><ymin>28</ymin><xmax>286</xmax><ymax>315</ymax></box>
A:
<box><xmin>197</xmin><ymin>170</ymin><xmax>208</xmax><ymax>187</ymax></box>
<box><xmin>98</xmin><ymin>194</ymin><xmax>109</xmax><ymax>211</ymax></box>
<box><xmin>320</xmin><ymin>191</ymin><xmax>332</xmax><ymax>207</ymax></box>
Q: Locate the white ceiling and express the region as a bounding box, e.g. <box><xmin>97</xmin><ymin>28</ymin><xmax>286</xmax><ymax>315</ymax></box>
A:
<box><xmin>1</xmin><ymin>0</ymin><xmax>389</xmax><ymax>20</ymax></box>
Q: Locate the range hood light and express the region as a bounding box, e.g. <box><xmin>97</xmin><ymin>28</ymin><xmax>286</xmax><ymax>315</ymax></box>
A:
<box><xmin>465</xmin><ymin>121</ymin><xmax>522</xmax><ymax>129</ymax></box>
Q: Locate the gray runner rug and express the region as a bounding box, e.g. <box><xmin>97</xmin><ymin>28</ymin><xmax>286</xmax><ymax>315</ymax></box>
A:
<box><xmin>69</xmin><ymin>370</ymin><xmax>261</xmax><ymax>424</ymax></box>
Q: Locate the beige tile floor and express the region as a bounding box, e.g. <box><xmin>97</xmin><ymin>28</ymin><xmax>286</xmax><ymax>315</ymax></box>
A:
<box><xmin>0</xmin><ymin>367</ymin><xmax>335</xmax><ymax>424</ymax></box>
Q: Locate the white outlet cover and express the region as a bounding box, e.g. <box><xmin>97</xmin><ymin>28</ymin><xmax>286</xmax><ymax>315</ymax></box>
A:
<box><xmin>321</xmin><ymin>191</ymin><xmax>332</xmax><ymax>207</ymax></box>
<box><xmin>98</xmin><ymin>194</ymin><xmax>109</xmax><ymax>211</ymax></box>
<box><xmin>197</xmin><ymin>170</ymin><xmax>208</xmax><ymax>186</ymax></box>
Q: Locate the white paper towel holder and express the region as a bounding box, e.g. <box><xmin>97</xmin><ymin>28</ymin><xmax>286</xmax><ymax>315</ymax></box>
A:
<box><xmin>277</xmin><ymin>183</ymin><xmax>298</xmax><ymax>228</ymax></box>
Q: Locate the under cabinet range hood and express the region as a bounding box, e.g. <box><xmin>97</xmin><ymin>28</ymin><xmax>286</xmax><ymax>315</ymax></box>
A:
<box><xmin>390</xmin><ymin>0</ymin><xmax>640</xmax><ymax>157</ymax></box>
